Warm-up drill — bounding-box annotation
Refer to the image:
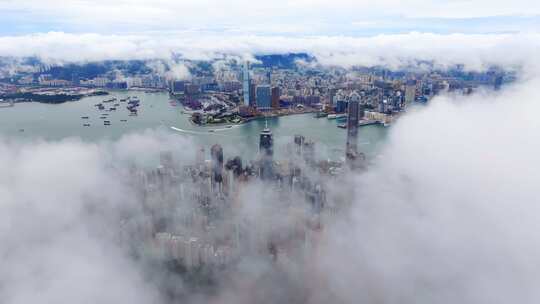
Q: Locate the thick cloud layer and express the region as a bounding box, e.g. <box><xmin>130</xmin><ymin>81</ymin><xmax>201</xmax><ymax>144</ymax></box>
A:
<box><xmin>0</xmin><ymin>131</ymin><xmax>194</xmax><ymax>304</ymax></box>
<box><xmin>0</xmin><ymin>32</ymin><xmax>539</xmax><ymax>71</ymax></box>
<box><xmin>316</xmin><ymin>77</ymin><xmax>540</xmax><ymax>303</ymax></box>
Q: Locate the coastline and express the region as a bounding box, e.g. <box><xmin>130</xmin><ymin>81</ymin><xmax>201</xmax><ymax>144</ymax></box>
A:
<box><xmin>186</xmin><ymin>107</ymin><xmax>319</xmax><ymax>128</ymax></box>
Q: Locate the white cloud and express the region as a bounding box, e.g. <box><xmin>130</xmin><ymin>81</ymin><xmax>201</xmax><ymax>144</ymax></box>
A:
<box><xmin>0</xmin><ymin>31</ymin><xmax>539</xmax><ymax>72</ymax></box>
<box><xmin>314</xmin><ymin>76</ymin><xmax>540</xmax><ymax>303</ymax></box>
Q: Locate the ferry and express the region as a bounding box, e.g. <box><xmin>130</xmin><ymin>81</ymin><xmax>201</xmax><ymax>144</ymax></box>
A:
<box><xmin>359</xmin><ymin>120</ymin><xmax>379</xmax><ymax>127</ymax></box>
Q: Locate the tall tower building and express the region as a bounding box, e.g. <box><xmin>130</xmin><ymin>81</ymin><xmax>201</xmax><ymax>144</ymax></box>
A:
<box><xmin>259</xmin><ymin>121</ymin><xmax>274</xmax><ymax>180</ymax></box>
<box><xmin>210</xmin><ymin>144</ymin><xmax>224</xmax><ymax>193</ymax></box>
<box><xmin>328</xmin><ymin>88</ymin><xmax>337</xmax><ymax>108</ymax></box>
<box><xmin>405</xmin><ymin>79</ymin><xmax>416</xmax><ymax>104</ymax></box>
<box><xmin>249</xmin><ymin>82</ymin><xmax>257</xmax><ymax>107</ymax></box>
<box><xmin>294</xmin><ymin>135</ymin><xmax>305</xmax><ymax>156</ymax></box>
<box><xmin>242</xmin><ymin>61</ymin><xmax>250</xmax><ymax>106</ymax></box>
<box><xmin>271</xmin><ymin>87</ymin><xmax>280</xmax><ymax>109</ymax></box>
<box><xmin>346</xmin><ymin>92</ymin><xmax>360</xmax><ymax>164</ymax></box>
<box><xmin>266</xmin><ymin>70</ymin><xmax>272</xmax><ymax>84</ymax></box>
<box><xmin>256</xmin><ymin>85</ymin><xmax>272</xmax><ymax>110</ymax></box>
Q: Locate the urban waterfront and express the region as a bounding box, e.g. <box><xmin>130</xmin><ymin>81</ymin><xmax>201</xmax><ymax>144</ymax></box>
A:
<box><xmin>0</xmin><ymin>91</ymin><xmax>388</xmax><ymax>160</ymax></box>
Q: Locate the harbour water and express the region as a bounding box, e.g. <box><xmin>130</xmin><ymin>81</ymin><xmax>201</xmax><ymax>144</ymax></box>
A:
<box><xmin>0</xmin><ymin>91</ymin><xmax>389</xmax><ymax>160</ymax></box>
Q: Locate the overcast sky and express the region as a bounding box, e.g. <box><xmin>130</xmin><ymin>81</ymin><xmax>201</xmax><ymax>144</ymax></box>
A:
<box><xmin>1</xmin><ymin>0</ymin><xmax>539</xmax><ymax>35</ymax></box>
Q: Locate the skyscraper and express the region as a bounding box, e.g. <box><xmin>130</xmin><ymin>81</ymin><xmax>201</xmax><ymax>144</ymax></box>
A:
<box><xmin>210</xmin><ymin>144</ymin><xmax>224</xmax><ymax>192</ymax></box>
<box><xmin>271</xmin><ymin>86</ymin><xmax>280</xmax><ymax>109</ymax></box>
<box><xmin>242</xmin><ymin>61</ymin><xmax>250</xmax><ymax>106</ymax></box>
<box><xmin>256</xmin><ymin>85</ymin><xmax>272</xmax><ymax>110</ymax></box>
<box><xmin>378</xmin><ymin>99</ymin><xmax>386</xmax><ymax>113</ymax></box>
<box><xmin>249</xmin><ymin>82</ymin><xmax>257</xmax><ymax>107</ymax></box>
<box><xmin>346</xmin><ymin>92</ymin><xmax>360</xmax><ymax>164</ymax></box>
<box><xmin>328</xmin><ymin>88</ymin><xmax>337</xmax><ymax>108</ymax></box>
<box><xmin>266</xmin><ymin>70</ymin><xmax>272</xmax><ymax>84</ymax></box>
<box><xmin>259</xmin><ymin>122</ymin><xmax>273</xmax><ymax>180</ymax></box>
<box><xmin>294</xmin><ymin>135</ymin><xmax>305</xmax><ymax>156</ymax></box>
<box><xmin>405</xmin><ymin>79</ymin><xmax>416</xmax><ymax>104</ymax></box>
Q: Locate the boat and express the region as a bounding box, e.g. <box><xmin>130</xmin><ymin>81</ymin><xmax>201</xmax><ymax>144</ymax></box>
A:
<box><xmin>327</xmin><ymin>114</ymin><xmax>337</xmax><ymax>119</ymax></box>
<box><xmin>81</xmin><ymin>116</ymin><xmax>89</xmax><ymax>119</ymax></box>
<box><xmin>128</xmin><ymin>113</ymin><xmax>138</xmax><ymax>117</ymax></box>
<box><xmin>83</xmin><ymin>124</ymin><xmax>91</xmax><ymax>127</ymax></box>
<box><xmin>314</xmin><ymin>112</ymin><xmax>328</xmax><ymax>118</ymax></box>
<box><xmin>120</xmin><ymin>119</ymin><xmax>127</xmax><ymax>122</ymax></box>
<box><xmin>337</xmin><ymin>123</ymin><xmax>347</xmax><ymax>129</ymax></box>
<box><xmin>359</xmin><ymin>120</ymin><xmax>379</xmax><ymax>127</ymax></box>
<box><xmin>208</xmin><ymin>130</ymin><xmax>215</xmax><ymax>133</ymax></box>
<box><xmin>109</xmin><ymin>107</ymin><xmax>116</xmax><ymax>111</ymax></box>
<box><xmin>336</xmin><ymin>114</ymin><xmax>347</xmax><ymax>119</ymax></box>
<box><xmin>100</xmin><ymin>116</ymin><xmax>107</xmax><ymax>119</ymax></box>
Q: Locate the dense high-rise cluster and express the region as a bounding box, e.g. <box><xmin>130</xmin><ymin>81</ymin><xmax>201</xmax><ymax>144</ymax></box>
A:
<box><xmin>119</xmin><ymin>125</ymin><xmax>359</xmax><ymax>273</ymax></box>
